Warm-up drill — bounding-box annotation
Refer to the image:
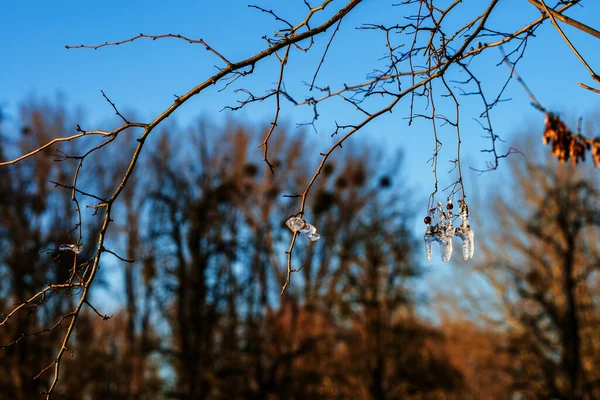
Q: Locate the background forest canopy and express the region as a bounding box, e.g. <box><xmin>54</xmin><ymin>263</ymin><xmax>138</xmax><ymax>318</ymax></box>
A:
<box><xmin>1</xmin><ymin>0</ymin><xmax>600</xmax><ymax>398</ymax></box>
<box><xmin>0</xmin><ymin>99</ymin><xmax>599</xmax><ymax>400</ymax></box>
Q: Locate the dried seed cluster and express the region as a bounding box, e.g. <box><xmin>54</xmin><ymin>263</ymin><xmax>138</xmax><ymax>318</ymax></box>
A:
<box><xmin>543</xmin><ymin>114</ymin><xmax>600</xmax><ymax>167</ymax></box>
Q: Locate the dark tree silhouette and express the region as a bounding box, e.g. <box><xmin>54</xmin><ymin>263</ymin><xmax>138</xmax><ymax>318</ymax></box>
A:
<box><xmin>461</xmin><ymin>138</ymin><xmax>600</xmax><ymax>400</ymax></box>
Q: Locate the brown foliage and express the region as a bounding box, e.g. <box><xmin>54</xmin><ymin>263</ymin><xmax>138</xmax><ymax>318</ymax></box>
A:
<box><xmin>543</xmin><ymin>113</ymin><xmax>600</xmax><ymax>166</ymax></box>
<box><xmin>3</xmin><ymin>101</ymin><xmax>600</xmax><ymax>399</ymax></box>
<box><xmin>454</xmin><ymin>143</ymin><xmax>600</xmax><ymax>399</ymax></box>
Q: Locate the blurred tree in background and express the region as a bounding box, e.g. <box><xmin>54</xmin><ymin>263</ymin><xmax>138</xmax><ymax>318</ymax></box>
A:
<box><xmin>0</xmin><ymin>102</ymin><xmax>103</xmax><ymax>399</ymax></box>
<box><xmin>438</xmin><ymin>138</ymin><xmax>600</xmax><ymax>400</ymax></box>
<box><xmin>478</xmin><ymin>151</ymin><xmax>599</xmax><ymax>399</ymax></box>
<box><xmin>1</xmin><ymin>94</ymin><xmax>600</xmax><ymax>399</ymax></box>
<box><xmin>1</xmin><ymin>101</ymin><xmax>465</xmax><ymax>399</ymax></box>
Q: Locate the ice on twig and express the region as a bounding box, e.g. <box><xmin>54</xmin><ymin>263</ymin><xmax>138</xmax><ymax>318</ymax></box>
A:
<box><xmin>440</xmin><ymin>232</ymin><xmax>453</xmax><ymax>262</ymax></box>
<box><xmin>454</xmin><ymin>199</ymin><xmax>475</xmax><ymax>260</ymax></box>
<box><xmin>424</xmin><ymin>198</ymin><xmax>474</xmax><ymax>262</ymax></box>
<box><xmin>424</xmin><ymin>224</ymin><xmax>434</xmax><ymax>262</ymax></box>
<box><xmin>59</xmin><ymin>243</ymin><xmax>83</xmax><ymax>254</ymax></box>
<box><xmin>444</xmin><ymin>202</ymin><xmax>456</xmax><ymax>262</ymax></box>
<box><xmin>286</xmin><ymin>216</ymin><xmax>320</xmax><ymax>241</ymax></box>
<box><xmin>438</xmin><ymin>201</ymin><xmax>455</xmax><ymax>262</ymax></box>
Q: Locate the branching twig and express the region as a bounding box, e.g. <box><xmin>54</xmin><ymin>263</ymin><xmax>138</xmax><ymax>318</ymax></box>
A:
<box><xmin>535</xmin><ymin>0</ymin><xmax>600</xmax><ymax>90</ymax></box>
<box><xmin>67</xmin><ymin>33</ymin><xmax>231</xmax><ymax>66</ymax></box>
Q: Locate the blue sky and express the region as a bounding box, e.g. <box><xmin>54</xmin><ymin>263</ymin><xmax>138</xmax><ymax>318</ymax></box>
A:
<box><xmin>1</xmin><ymin>0</ymin><xmax>599</xmax><ymax>310</ymax></box>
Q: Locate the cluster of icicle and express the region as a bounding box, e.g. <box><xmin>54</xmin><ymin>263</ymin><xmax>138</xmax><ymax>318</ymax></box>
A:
<box><xmin>286</xmin><ymin>215</ymin><xmax>321</xmax><ymax>241</ymax></box>
<box><xmin>424</xmin><ymin>199</ymin><xmax>474</xmax><ymax>262</ymax></box>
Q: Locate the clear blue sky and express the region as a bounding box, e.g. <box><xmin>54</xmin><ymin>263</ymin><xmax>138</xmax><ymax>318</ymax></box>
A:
<box><xmin>1</xmin><ymin>0</ymin><xmax>599</xmax><ymax>309</ymax></box>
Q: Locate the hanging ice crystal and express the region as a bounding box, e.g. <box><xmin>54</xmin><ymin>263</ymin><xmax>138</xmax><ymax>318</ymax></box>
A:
<box><xmin>430</xmin><ymin>202</ymin><xmax>453</xmax><ymax>262</ymax></box>
<box><xmin>454</xmin><ymin>199</ymin><xmax>475</xmax><ymax>260</ymax></box>
<box><xmin>59</xmin><ymin>243</ymin><xmax>83</xmax><ymax>254</ymax></box>
<box><xmin>286</xmin><ymin>216</ymin><xmax>321</xmax><ymax>241</ymax></box>
<box><xmin>286</xmin><ymin>216</ymin><xmax>305</xmax><ymax>233</ymax></box>
<box><xmin>424</xmin><ymin>220</ymin><xmax>434</xmax><ymax>262</ymax></box>
<box><xmin>424</xmin><ymin>198</ymin><xmax>474</xmax><ymax>263</ymax></box>
<box><xmin>441</xmin><ymin>200</ymin><xmax>456</xmax><ymax>262</ymax></box>
<box><xmin>424</xmin><ymin>207</ymin><xmax>445</xmax><ymax>262</ymax></box>
<box><xmin>301</xmin><ymin>224</ymin><xmax>320</xmax><ymax>241</ymax></box>
<box><xmin>425</xmin><ymin>240</ymin><xmax>433</xmax><ymax>261</ymax></box>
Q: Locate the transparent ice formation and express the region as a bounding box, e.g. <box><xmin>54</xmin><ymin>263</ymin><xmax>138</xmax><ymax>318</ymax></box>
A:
<box><xmin>454</xmin><ymin>200</ymin><xmax>475</xmax><ymax>260</ymax></box>
<box><xmin>424</xmin><ymin>199</ymin><xmax>474</xmax><ymax>263</ymax></box>
<box><xmin>437</xmin><ymin>201</ymin><xmax>455</xmax><ymax>262</ymax></box>
<box><xmin>286</xmin><ymin>216</ymin><xmax>321</xmax><ymax>241</ymax></box>
<box><xmin>59</xmin><ymin>243</ymin><xmax>83</xmax><ymax>254</ymax></box>
<box><xmin>424</xmin><ymin>223</ymin><xmax>435</xmax><ymax>262</ymax></box>
<box><xmin>441</xmin><ymin>211</ymin><xmax>454</xmax><ymax>262</ymax></box>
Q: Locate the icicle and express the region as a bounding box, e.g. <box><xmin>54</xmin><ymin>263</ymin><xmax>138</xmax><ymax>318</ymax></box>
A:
<box><xmin>440</xmin><ymin>224</ymin><xmax>454</xmax><ymax>262</ymax></box>
<box><xmin>455</xmin><ymin>199</ymin><xmax>475</xmax><ymax>260</ymax></box>
<box><xmin>424</xmin><ymin>222</ymin><xmax>434</xmax><ymax>262</ymax></box>
<box><xmin>423</xmin><ymin>207</ymin><xmax>438</xmax><ymax>262</ymax></box>
<box><xmin>286</xmin><ymin>216</ymin><xmax>321</xmax><ymax>241</ymax></box>
<box><xmin>431</xmin><ymin>201</ymin><xmax>453</xmax><ymax>262</ymax></box>
<box><xmin>59</xmin><ymin>243</ymin><xmax>83</xmax><ymax>254</ymax></box>
<box><xmin>425</xmin><ymin>240</ymin><xmax>433</xmax><ymax>262</ymax></box>
<box><xmin>442</xmin><ymin>200</ymin><xmax>455</xmax><ymax>262</ymax></box>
